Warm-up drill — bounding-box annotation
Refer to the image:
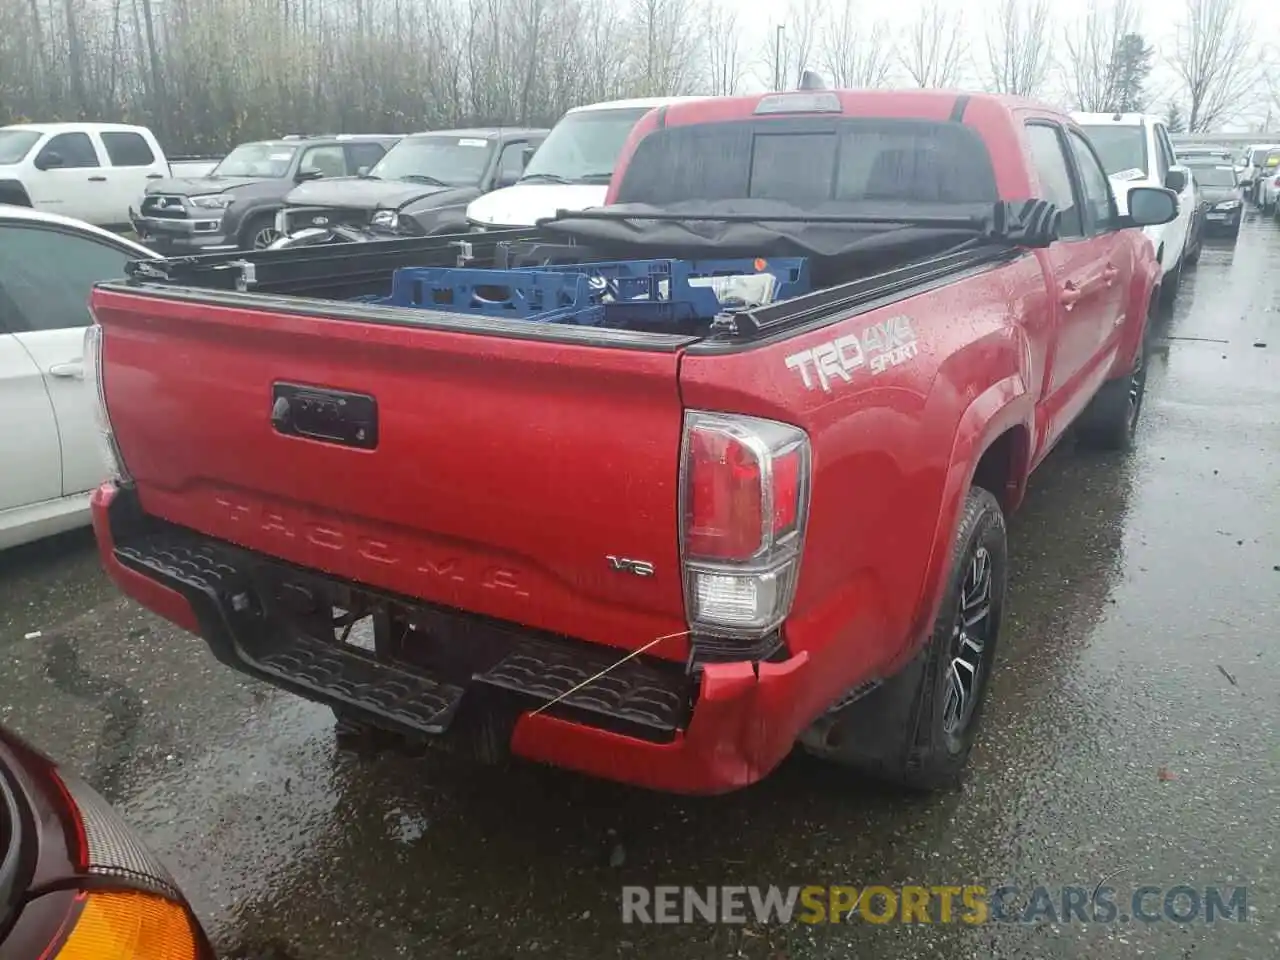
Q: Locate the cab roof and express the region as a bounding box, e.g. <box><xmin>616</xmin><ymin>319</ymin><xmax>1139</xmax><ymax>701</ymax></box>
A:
<box><xmin>0</xmin><ymin>121</ymin><xmax>154</xmax><ymax>135</ymax></box>
<box><xmin>1071</xmin><ymin>112</ymin><xmax>1158</xmax><ymax>126</ymax></box>
<box><xmin>404</xmin><ymin>127</ymin><xmax>548</xmax><ymax>140</ymax></box>
<box><xmin>565</xmin><ymin>97</ymin><xmax>709</xmax><ymax>114</ymax></box>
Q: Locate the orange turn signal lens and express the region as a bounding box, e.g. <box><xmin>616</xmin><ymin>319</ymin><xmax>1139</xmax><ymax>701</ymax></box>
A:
<box><xmin>54</xmin><ymin>890</ymin><xmax>197</xmax><ymax>960</ymax></box>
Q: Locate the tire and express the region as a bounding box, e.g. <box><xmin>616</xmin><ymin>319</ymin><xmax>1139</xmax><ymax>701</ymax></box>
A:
<box><xmin>1158</xmin><ymin>258</ymin><xmax>1181</xmax><ymax>311</ymax></box>
<box><xmin>801</xmin><ymin>487</ymin><xmax>1007</xmax><ymax>791</ymax></box>
<box><xmin>239</xmin><ymin>211</ymin><xmax>283</xmax><ymax>251</ymax></box>
<box><xmin>1185</xmin><ymin>232</ymin><xmax>1201</xmax><ymax>265</ymax></box>
<box><xmin>1077</xmin><ymin>330</ymin><xmax>1148</xmax><ymax>451</ymax></box>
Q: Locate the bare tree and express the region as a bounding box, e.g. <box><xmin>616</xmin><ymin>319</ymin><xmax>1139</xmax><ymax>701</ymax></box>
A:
<box><xmin>820</xmin><ymin>0</ymin><xmax>893</xmax><ymax>89</ymax></box>
<box><xmin>984</xmin><ymin>0</ymin><xmax>1053</xmax><ymax>98</ymax></box>
<box><xmin>1169</xmin><ymin>0</ymin><xmax>1262</xmax><ymax>131</ymax></box>
<box><xmin>899</xmin><ymin>2</ymin><xmax>967</xmax><ymax>88</ymax></box>
<box><xmin>702</xmin><ymin>0</ymin><xmax>744</xmax><ymax>95</ymax></box>
<box><xmin>630</xmin><ymin>0</ymin><xmax>700</xmax><ymax>96</ymax></box>
<box><xmin>1061</xmin><ymin>0</ymin><xmax>1138</xmax><ymax>110</ymax></box>
<box><xmin>758</xmin><ymin>0</ymin><xmax>823</xmax><ymax>91</ymax></box>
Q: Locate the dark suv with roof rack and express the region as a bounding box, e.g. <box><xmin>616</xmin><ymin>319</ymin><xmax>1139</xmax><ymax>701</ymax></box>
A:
<box><xmin>130</xmin><ymin>134</ymin><xmax>400</xmax><ymax>253</ymax></box>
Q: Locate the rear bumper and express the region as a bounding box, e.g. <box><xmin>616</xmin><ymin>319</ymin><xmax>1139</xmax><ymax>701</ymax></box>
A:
<box><xmin>90</xmin><ymin>483</ymin><xmax>814</xmax><ymax>795</ymax></box>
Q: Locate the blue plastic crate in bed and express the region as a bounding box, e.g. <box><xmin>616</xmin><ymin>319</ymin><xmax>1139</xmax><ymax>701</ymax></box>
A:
<box><xmin>382</xmin><ymin>266</ymin><xmax>604</xmax><ymax>324</ymax></box>
<box><xmin>530</xmin><ymin>257</ymin><xmax>811</xmax><ymax>324</ymax></box>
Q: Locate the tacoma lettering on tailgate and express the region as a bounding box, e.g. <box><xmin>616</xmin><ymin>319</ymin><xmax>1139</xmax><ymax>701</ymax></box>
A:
<box><xmin>212</xmin><ymin>495</ymin><xmax>530</xmax><ymax>597</ymax></box>
<box><xmin>785</xmin><ymin>315</ymin><xmax>919</xmax><ymax>393</ymax></box>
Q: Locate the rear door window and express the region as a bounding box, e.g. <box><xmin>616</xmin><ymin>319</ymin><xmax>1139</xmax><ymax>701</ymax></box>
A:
<box><xmin>100</xmin><ymin>131</ymin><xmax>156</xmax><ymax>166</ymax></box>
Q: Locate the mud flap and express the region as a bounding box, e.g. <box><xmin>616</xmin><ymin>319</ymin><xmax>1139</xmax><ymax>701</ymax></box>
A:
<box><xmin>798</xmin><ymin>651</ymin><xmax>927</xmax><ymax>769</ymax></box>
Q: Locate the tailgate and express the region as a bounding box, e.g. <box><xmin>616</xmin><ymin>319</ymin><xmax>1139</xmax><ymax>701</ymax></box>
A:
<box><xmin>91</xmin><ymin>288</ymin><xmax>690</xmax><ymax>657</ymax></box>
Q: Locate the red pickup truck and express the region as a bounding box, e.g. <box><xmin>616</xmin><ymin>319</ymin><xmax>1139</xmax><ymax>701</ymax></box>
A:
<box><xmin>84</xmin><ymin>90</ymin><xmax>1176</xmax><ymax>795</ymax></box>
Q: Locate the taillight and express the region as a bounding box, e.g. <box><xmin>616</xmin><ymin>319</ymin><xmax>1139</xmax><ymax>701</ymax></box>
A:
<box><xmin>53</xmin><ymin>890</ymin><xmax>198</xmax><ymax>959</ymax></box>
<box><xmin>680</xmin><ymin>411</ymin><xmax>811</xmax><ymax>638</ymax></box>
<box><xmin>39</xmin><ymin>769</ymin><xmax>207</xmax><ymax>958</ymax></box>
<box><xmin>83</xmin><ymin>321</ymin><xmax>132</xmax><ymax>485</ymax></box>
<box><xmin>51</xmin><ymin>767</ymin><xmax>183</xmax><ymax>901</ymax></box>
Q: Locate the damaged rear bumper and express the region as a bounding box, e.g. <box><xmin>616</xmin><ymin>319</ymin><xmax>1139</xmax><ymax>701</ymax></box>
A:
<box><xmin>91</xmin><ymin>483</ymin><xmax>814</xmax><ymax>795</ymax></box>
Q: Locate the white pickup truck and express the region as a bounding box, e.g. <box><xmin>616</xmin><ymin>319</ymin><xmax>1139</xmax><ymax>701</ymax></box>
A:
<box><xmin>0</xmin><ymin>122</ymin><xmax>219</xmax><ymax>230</ymax></box>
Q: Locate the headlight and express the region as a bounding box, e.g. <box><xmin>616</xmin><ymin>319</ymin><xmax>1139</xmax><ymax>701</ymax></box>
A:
<box><xmin>1213</xmin><ymin>200</ymin><xmax>1242</xmax><ymax>210</ymax></box>
<box><xmin>188</xmin><ymin>193</ymin><xmax>231</xmax><ymax>210</ymax></box>
<box><xmin>371</xmin><ymin>210</ymin><xmax>399</xmax><ymax>229</ymax></box>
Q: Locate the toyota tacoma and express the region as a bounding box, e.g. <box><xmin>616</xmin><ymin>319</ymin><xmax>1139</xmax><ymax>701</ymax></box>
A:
<box><xmin>84</xmin><ymin>90</ymin><xmax>1176</xmax><ymax>795</ymax></box>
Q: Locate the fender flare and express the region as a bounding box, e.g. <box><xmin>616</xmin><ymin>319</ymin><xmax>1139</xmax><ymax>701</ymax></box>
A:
<box><xmin>890</xmin><ymin>370</ymin><xmax>1032</xmax><ymax>676</ymax></box>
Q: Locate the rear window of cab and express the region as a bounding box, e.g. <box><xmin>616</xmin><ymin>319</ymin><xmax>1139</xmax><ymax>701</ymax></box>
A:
<box><xmin>614</xmin><ymin>118</ymin><xmax>999</xmax><ymax>206</ymax></box>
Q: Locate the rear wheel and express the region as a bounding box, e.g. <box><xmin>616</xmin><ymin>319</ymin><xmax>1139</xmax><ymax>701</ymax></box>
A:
<box><xmin>801</xmin><ymin>487</ymin><xmax>1007</xmax><ymax>791</ymax></box>
<box><xmin>1077</xmin><ymin>330</ymin><xmax>1148</xmax><ymax>451</ymax></box>
<box><xmin>1158</xmin><ymin>257</ymin><xmax>1181</xmax><ymax>311</ymax></box>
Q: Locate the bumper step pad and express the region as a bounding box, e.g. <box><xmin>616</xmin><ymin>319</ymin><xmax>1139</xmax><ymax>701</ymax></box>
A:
<box><xmin>114</xmin><ymin>530</ymin><xmax>686</xmax><ymax>742</ymax></box>
<box><xmin>474</xmin><ymin>639</ymin><xmax>686</xmax><ymax>734</ymax></box>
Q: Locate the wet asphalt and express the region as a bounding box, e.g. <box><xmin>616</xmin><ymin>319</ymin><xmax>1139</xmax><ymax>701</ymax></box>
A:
<box><xmin>2</xmin><ymin>213</ymin><xmax>1278</xmax><ymax>960</ymax></box>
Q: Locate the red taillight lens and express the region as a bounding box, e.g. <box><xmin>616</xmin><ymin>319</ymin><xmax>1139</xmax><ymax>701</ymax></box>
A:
<box><xmin>686</xmin><ymin>428</ymin><xmax>764</xmax><ymax>561</ymax></box>
<box><xmin>771</xmin><ymin>447</ymin><xmax>802</xmax><ymax>536</ymax></box>
<box><xmin>680</xmin><ymin>411</ymin><xmax>811</xmax><ymax>638</ymax></box>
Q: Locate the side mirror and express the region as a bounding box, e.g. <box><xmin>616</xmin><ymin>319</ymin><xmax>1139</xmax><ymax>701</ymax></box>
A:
<box><xmin>521</xmin><ymin>145</ymin><xmax>537</xmax><ymax>168</ymax></box>
<box><xmin>356</xmin><ymin>165</ymin><xmax>371</xmax><ymax>176</ymax></box>
<box><xmin>495</xmin><ymin>170</ymin><xmax>521</xmax><ymax>189</ymax></box>
<box><xmin>35</xmin><ymin>151</ymin><xmax>64</xmax><ymax>170</ymax></box>
<box><xmin>296</xmin><ymin>169</ymin><xmax>322</xmax><ymax>182</ymax></box>
<box><xmin>1126</xmin><ymin>186</ymin><xmax>1178</xmax><ymax>227</ymax></box>
<box><xmin>1164</xmin><ymin>168</ymin><xmax>1188</xmax><ymax>193</ymax></box>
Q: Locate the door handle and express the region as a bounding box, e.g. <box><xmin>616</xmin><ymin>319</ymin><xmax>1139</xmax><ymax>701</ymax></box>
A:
<box><xmin>88</xmin><ymin>176</ymin><xmax>107</xmax><ymax>182</ymax></box>
<box><xmin>1059</xmin><ymin>283</ymin><xmax>1082</xmax><ymax>310</ymax></box>
<box><xmin>1102</xmin><ymin>263</ymin><xmax>1119</xmax><ymax>286</ymax></box>
<box><xmin>146</xmin><ymin>173</ymin><xmax>163</xmax><ymax>179</ymax></box>
<box><xmin>48</xmin><ymin>360</ymin><xmax>84</xmax><ymax>380</ymax></box>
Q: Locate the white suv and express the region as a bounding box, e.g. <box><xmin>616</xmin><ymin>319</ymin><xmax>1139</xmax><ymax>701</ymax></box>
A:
<box><xmin>1072</xmin><ymin>112</ymin><xmax>1197</xmax><ymax>299</ymax></box>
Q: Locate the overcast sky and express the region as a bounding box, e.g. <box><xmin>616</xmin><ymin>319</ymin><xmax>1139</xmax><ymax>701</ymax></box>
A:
<box><xmin>729</xmin><ymin>0</ymin><xmax>1278</xmax><ymax>130</ymax></box>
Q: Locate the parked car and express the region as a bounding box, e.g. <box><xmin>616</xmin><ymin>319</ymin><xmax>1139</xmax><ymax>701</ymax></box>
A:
<box><xmin>85</xmin><ymin>89</ymin><xmax>1175</xmax><ymax>796</ymax></box>
<box><xmin>1257</xmin><ymin>149</ymin><xmax>1280</xmax><ymax>213</ymax></box>
<box><xmin>0</xmin><ymin>122</ymin><xmax>197</xmax><ymax>230</ymax></box>
<box><xmin>275</xmin><ymin>127</ymin><xmax>548</xmax><ymax>244</ymax></box>
<box><xmin>1186</xmin><ymin>160</ymin><xmax>1244</xmax><ymax>237</ymax></box>
<box><xmin>1238</xmin><ymin>142</ymin><xmax>1280</xmax><ymax>203</ymax></box>
<box><xmin>1174</xmin><ymin>145</ymin><xmax>1235</xmax><ymax>164</ymax></box>
<box><xmin>131</xmin><ymin>134</ymin><xmax>400</xmax><ymax>253</ymax></box>
<box><xmin>0</xmin><ymin>724</ymin><xmax>214</xmax><ymax>958</ymax></box>
<box><xmin>0</xmin><ymin>207</ymin><xmax>155</xmax><ymax>550</ymax></box>
<box><xmin>464</xmin><ymin>97</ymin><xmax>708</xmax><ymax>230</ymax></box>
<box><xmin>1073</xmin><ymin>112</ymin><xmax>1198</xmax><ymax>299</ymax></box>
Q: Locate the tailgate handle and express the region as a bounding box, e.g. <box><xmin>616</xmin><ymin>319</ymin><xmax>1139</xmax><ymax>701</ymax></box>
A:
<box><xmin>271</xmin><ymin>382</ymin><xmax>379</xmax><ymax>449</ymax></box>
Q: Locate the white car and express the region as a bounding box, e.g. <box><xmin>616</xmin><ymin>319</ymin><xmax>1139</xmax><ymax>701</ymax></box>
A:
<box><xmin>1256</xmin><ymin>149</ymin><xmax>1280</xmax><ymax>213</ymax></box>
<box><xmin>0</xmin><ymin>206</ymin><xmax>154</xmax><ymax>549</ymax></box>
<box><xmin>1238</xmin><ymin>142</ymin><xmax>1280</xmax><ymax>204</ymax></box>
<box><xmin>0</xmin><ymin>123</ymin><xmax>174</xmax><ymax>230</ymax></box>
<box><xmin>464</xmin><ymin>96</ymin><xmax>709</xmax><ymax>229</ymax></box>
<box><xmin>1072</xmin><ymin>112</ymin><xmax>1196</xmax><ymax>298</ymax></box>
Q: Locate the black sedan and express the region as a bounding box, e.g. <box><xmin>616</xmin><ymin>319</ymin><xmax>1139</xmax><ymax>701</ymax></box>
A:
<box><xmin>1187</xmin><ymin>161</ymin><xmax>1244</xmax><ymax>238</ymax></box>
<box><xmin>0</xmin><ymin>725</ymin><xmax>214</xmax><ymax>959</ymax></box>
